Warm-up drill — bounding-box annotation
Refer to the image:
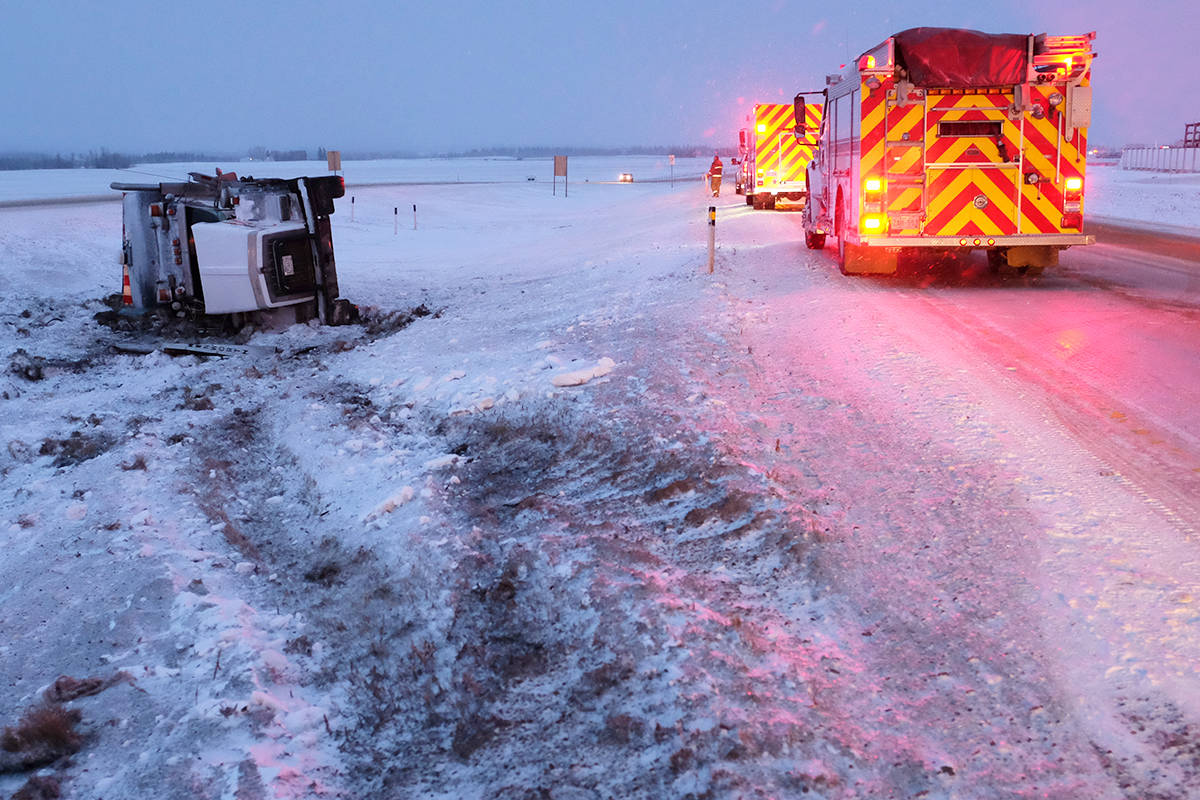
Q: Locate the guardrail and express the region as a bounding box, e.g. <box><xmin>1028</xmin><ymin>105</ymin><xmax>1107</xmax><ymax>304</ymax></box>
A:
<box><xmin>1120</xmin><ymin>146</ymin><xmax>1200</xmax><ymax>172</ymax></box>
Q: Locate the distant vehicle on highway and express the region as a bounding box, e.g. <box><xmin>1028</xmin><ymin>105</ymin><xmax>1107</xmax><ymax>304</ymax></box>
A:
<box><xmin>618</xmin><ymin>173</ymin><xmax>634</xmax><ymax>183</ymax></box>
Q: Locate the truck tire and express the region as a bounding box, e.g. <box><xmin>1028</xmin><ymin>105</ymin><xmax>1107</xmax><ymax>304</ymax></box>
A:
<box><xmin>835</xmin><ymin>200</ymin><xmax>850</xmax><ymax>274</ymax></box>
<box><xmin>805</xmin><ymin>230</ymin><xmax>826</xmax><ymax>250</ymax></box>
<box><xmin>765</xmin><ymin>195</ymin><xmax>777</xmax><ymax>210</ymax></box>
<box><xmin>745</xmin><ymin>194</ymin><xmax>754</xmax><ymax>206</ymax></box>
<box><xmin>986</xmin><ymin>248</ymin><xmax>1006</xmax><ymax>273</ymax></box>
<box><xmin>752</xmin><ymin>195</ymin><xmax>765</xmax><ymax>210</ymax></box>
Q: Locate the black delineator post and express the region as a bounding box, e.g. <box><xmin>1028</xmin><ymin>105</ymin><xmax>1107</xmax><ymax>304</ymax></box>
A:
<box><xmin>413</xmin><ymin>204</ymin><xmax>417</xmax><ymax>230</ymax></box>
<box><xmin>394</xmin><ymin>207</ymin><xmax>398</xmax><ymax>235</ymax></box>
<box><xmin>707</xmin><ymin>206</ymin><xmax>716</xmax><ymax>273</ymax></box>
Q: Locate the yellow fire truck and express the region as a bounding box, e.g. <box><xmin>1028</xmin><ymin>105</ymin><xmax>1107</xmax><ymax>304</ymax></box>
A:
<box><xmin>739</xmin><ymin>100</ymin><xmax>823</xmax><ymax>210</ymax></box>
<box><xmin>802</xmin><ymin>28</ymin><xmax>1096</xmax><ymax>275</ymax></box>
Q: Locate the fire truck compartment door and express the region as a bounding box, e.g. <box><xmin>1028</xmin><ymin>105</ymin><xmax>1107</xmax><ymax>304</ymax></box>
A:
<box><xmin>923</xmin><ymin>101</ymin><xmax>1021</xmax><ymax>236</ymax></box>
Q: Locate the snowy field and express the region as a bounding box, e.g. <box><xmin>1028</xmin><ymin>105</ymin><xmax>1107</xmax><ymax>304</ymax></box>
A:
<box><xmin>2</xmin><ymin>156</ymin><xmax>1200</xmax><ymax>799</ymax></box>
<box><xmin>3</xmin><ymin>155</ymin><xmax>1200</xmax><ymax>232</ymax></box>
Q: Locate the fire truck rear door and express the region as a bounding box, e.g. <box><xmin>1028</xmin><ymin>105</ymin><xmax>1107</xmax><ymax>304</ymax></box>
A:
<box><xmin>922</xmin><ymin>92</ymin><xmax>1022</xmax><ymax>237</ymax></box>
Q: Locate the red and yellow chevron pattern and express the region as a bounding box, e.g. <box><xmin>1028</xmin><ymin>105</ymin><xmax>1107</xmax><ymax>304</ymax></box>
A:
<box><xmin>857</xmin><ymin>67</ymin><xmax>1090</xmax><ymax>239</ymax></box>
<box><xmin>752</xmin><ymin>102</ymin><xmax>822</xmax><ymax>191</ymax></box>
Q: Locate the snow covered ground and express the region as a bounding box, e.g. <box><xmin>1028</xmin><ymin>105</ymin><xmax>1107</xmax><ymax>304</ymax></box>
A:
<box><xmin>1</xmin><ymin>157</ymin><xmax>1199</xmax><ymax>799</ymax></box>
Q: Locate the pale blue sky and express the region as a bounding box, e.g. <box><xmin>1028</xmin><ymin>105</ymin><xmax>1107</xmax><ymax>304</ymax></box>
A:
<box><xmin>0</xmin><ymin>0</ymin><xmax>1193</xmax><ymax>153</ymax></box>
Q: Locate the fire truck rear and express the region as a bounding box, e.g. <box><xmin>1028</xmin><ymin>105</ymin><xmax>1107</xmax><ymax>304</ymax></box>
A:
<box><xmin>742</xmin><ymin>101</ymin><xmax>822</xmax><ymax>210</ymax></box>
<box><xmin>802</xmin><ymin>28</ymin><xmax>1097</xmax><ymax>275</ymax></box>
<box><xmin>112</xmin><ymin>171</ymin><xmax>355</xmax><ymax>326</ymax></box>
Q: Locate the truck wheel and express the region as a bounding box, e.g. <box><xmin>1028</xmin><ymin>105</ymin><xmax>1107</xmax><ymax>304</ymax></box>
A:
<box><xmin>752</xmin><ymin>195</ymin><xmax>764</xmax><ymax>210</ymax></box>
<box><xmin>986</xmin><ymin>248</ymin><xmax>1006</xmax><ymax>273</ymax></box>
<box><xmin>765</xmin><ymin>195</ymin><xmax>777</xmax><ymax>210</ymax></box>
<box><xmin>745</xmin><ymin>194</ymin><xmax>754</xmax><ymax>206</ymax></box>
<box><xmin>835</xmin><ymin>201</ymin><xmax>850</xmax><ymax>273</ymax></box>
<box><xmin>805</xmin><ymin>230</ymin><xmax>826</xmax><ymax>250</ymax></box>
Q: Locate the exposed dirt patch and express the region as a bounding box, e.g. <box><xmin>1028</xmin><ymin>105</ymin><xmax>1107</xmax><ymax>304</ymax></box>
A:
<box><xmin>37</xmin><ymin>430</ymin><xmax>118</xmax><ymax>467</ymax></box>
<box><xmin>358</xmin><ymin>304</ymin><xmax>437</xmax><ymax>338</ymax></box>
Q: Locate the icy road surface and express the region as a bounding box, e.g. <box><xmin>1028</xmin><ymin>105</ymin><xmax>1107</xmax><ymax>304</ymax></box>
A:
<box><xmin>1</xmin><ymin>159</ymin><xmax>1199</xmax><ymax>799</ymax></box>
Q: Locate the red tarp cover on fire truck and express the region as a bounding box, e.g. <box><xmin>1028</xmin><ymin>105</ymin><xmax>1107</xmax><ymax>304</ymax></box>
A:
<box><xmin>892</xmin><ymin>28</ymin><xmax>1028</xmax><ymax>89</ymax></box>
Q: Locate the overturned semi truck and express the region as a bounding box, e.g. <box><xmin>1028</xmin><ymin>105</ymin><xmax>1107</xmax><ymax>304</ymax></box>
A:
<box><xmin>111</xmin><ymin>171</ymin><xmax>355</xmax><ymax>325</ymax></box>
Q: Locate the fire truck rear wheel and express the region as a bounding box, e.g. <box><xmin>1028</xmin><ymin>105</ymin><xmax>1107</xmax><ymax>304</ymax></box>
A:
<box><xmin>745</xmin><ymin>194</ymin><xmax>754</xmax><ymax>206</ymax></box>
<box><xmin>805</xmin><ymin>230</ymin><xmax>826</xmax><ymax>250</ymax></box>
<box><xmin>836</xmin><ymin>201</ymin><xmax>849</xmax><ymax>273</ymax></box>
<box><xmin>752</xmin><ymin>195</ymin><xmax>765</xmax><ymax>210</ymax></box>
<box><xmin>765</xmin><ymin>196</ymin><xmax>776</xmax><ymax>210</ymax></box>
<box><xmin>986</xmin><ymin>248</ymin><xmax>1007</xmax><ymax>273</ymax></box>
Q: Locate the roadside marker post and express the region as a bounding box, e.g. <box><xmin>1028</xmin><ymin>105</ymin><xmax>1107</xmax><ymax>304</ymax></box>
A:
<box><xmin>394</xmin><ymin>207</ymin><xmax>398</xmax><ymax>235</ymax></box>
<box><xmin>553</xmin><ymin>155</ymin><xmax>568</xmax><ymax>197</ymax></box>
<box><xmin>707</xmin><ymin>206</ymin><xmax>716</xmax><ymax>273</ymax></box>
<box><xmin>351</xmin><ymin>195</ymin><xmax>354</xmax><ymax>222</ymax></box>
<box><xmin>413</xmin><ymin>204</ymin><xmax>418</xmax><ymax>230</ymax></box>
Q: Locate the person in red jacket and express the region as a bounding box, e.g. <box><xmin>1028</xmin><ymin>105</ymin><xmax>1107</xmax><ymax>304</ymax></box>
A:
<box><xmin>708</xmin><ymin>153</ymin><xmax>723</xmax><ymax>197</ymax></box>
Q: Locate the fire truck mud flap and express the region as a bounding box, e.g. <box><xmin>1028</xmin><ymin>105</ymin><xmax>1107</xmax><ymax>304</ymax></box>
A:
<box><xmin>839</xmin><ymin>239</ymin><xmax>899</xmax><ymax>275</ymax></box>
<box><xmin>999</xmin><ymin>245</ymin><xmax>1060</xmax><ymax>269</ymax></box>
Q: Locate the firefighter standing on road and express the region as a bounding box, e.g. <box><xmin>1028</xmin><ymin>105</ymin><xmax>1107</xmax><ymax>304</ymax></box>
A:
<box><xmin>708</xmin><ymin>153</ymin><xmax>723</xmax><ymax>197</ymax></box>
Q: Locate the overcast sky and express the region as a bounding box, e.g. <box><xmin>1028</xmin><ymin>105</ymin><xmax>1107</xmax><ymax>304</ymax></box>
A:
<box><xmin>0</xmin><ymin>0</ymin><xmax>1193</xmax><ymax>155</ymax></box>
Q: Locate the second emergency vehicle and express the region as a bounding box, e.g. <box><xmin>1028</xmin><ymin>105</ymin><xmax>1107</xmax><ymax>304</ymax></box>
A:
<box><xmin>740</xmin><ymin>100</ymin><xmax>822</xmax><ymax>209</ymax></box>
<box><xmin>802</xmin><ymin>27</ymin><xmax>1097</xmax><ymax>275</ymax></box>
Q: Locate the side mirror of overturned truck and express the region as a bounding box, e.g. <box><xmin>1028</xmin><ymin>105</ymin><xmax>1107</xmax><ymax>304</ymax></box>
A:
<box><xmin>110</xmin><ymin>172</ymin><xmax>356</xmax><ymax>327</ymax></box>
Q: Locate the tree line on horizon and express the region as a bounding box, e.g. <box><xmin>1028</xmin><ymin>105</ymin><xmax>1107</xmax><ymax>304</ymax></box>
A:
<box><xmin>0</xmin><ymin>144</ymin><xmax>718</xmax><ymax>171</ymax></box>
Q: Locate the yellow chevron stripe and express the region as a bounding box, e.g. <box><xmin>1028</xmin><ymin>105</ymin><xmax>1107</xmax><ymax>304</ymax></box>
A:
<box><xmin>888</xmin><ymin>147</ymin><xmax>922</xmax><ymax>175</ymax></box>
<box><xmin>1020</xmin><ymin>185</ymin><xmax>1066</xmax><ymax>233</ymax></box>
<box><xmin>932</xmin><ymin>135</ymin><xmax>1006</xmax><ymax>163</ymax></box>
<box><xmin>925</xmin><ymin>170</ymin><xmax>1018</xmax><ymax>235</ymax></box>
<box><xmin>887</xmin><ymin>187</ymin><xmax>922</xmax><ymax>213</ymax></box>
<box><xmin>887</xmin><ymin>107</ymin><xmax>923</xmax><ymax>140</ymax></box>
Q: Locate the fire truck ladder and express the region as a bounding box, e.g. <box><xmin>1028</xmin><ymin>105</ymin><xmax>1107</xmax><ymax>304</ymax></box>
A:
<box><xmin>883</xmin><ymin>90</ymin><xmax>928</xmax><ymax>233</ymax></box>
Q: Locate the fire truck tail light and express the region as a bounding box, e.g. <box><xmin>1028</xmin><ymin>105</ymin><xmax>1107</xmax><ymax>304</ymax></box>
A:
<box><xmin>864</xmin><ymin>177</ymin><xmax>883</xmax><ymax>193</ymax></box>
<box><xmin>861</xmin><ymin>215</ymin><xmax>885</xmax><ymax>232</ymax></box>
<box><xmin>757</xmin><ymin>123</ymin><xmax>767</xmax><ymax>134</ymax></box>
<box><xmin>1062</xmin><ymin>212</ymin><xmax>1082</xmax><ymax>229</ymax></box>
<box><xmin>1065</xmin><ymin>177</ymin><xmax>1083</xmax><ymax>191</ymax></box>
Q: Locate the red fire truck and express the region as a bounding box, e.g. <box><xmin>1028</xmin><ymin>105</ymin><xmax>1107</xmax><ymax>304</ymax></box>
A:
<box><xmin>802</xmin><ymin>28</ymin><xmax>1097</xmax><ymax>275</ymax></box>
<box><xmin>739</xmin><ymin>100</ymin><xmax>822</xmax><ymax>210</ymax></box>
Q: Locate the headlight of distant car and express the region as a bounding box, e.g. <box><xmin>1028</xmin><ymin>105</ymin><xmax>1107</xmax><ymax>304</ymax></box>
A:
<box><xmin>619</xmin><ymin>173</ymin><xmax>633</xmax><ymax>182</ymax></box>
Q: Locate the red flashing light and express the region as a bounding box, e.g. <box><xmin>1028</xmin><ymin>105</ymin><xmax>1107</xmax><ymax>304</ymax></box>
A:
<box><xmin>1062</xmin><ymin>212</ymin><xmax>1082</xmax><ymax>229</ymax></box>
